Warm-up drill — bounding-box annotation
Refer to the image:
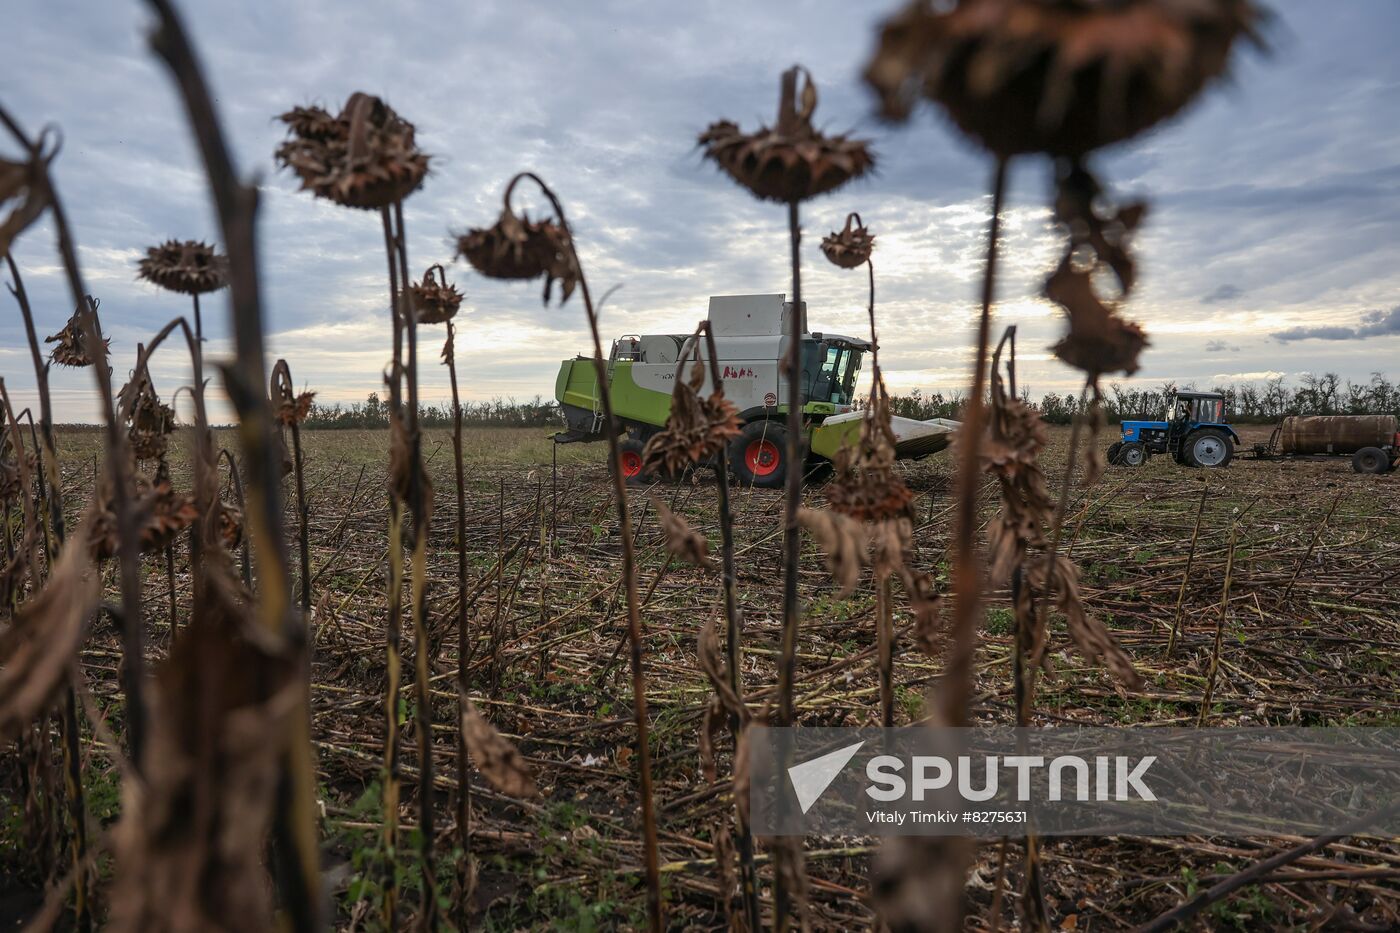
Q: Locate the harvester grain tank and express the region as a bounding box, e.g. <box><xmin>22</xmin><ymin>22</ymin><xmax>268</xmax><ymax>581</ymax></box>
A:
<box><xmin>553</xmin><ymin>294</ymin><xmax>960</xmax><ymax>486</ymax></box>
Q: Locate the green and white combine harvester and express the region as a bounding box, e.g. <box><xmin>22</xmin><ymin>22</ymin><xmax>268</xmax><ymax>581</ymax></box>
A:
<box><xmin>553</xmin><ymin>294</ymin><xmax>960</xmax><ymax>487</ymax></box>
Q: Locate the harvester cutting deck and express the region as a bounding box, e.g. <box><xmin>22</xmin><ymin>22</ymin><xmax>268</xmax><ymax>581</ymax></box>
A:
<box><xmin>553</xmin><ymin>294</ymin><xmax>959</xmax><ymax>487</ymax></box>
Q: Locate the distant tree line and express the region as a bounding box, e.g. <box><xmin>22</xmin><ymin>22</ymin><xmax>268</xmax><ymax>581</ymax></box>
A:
<box><xmin>885</xmin><ymin>372</ymin><xmax>1400</xmax><ymax>425</ymax></box>
<box><xmin>291</xmin><ymin>373</ymin><xmax>1400</xmax><ymax>431</ymax></box>
<box><xmin>301</xmin><ymin>392</ymin><xmax>563</xmax><ymax>429</ymax></box>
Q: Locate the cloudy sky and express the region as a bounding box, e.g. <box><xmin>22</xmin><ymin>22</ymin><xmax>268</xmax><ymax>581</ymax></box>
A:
<box><xmin>4</xmin><ymin>0</ymin><xmax>1398</xmax><ymax>422</ymax></box>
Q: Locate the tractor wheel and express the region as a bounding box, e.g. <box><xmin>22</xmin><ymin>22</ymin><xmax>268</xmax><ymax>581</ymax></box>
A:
<box><xmin>1186</xmin><ymin>430</ymin><xmax>1233</xmax><ymax>468</ymax></box>
<box><xmin>618</xmin><ymin>437</ymin><xmax>653</xmax><ymax>486</ymax></box>
<box><xmin>1106</xmin><ymin>441</ymin><xmax>1124</xmax><ymax>465</ymax></box>
<box><xmin>731</xmin><ymin>420</ymin><xmax>788</xmax><ymax>489</ymax></box>
<box><xmin>1117</xmin><ymin>442</ymin><xmax>1147</xmax><ymax>468</ymax></box>
<box><xmin>1352</xmin><ymin>446</ymin><xmax>1389</xmax><ymax>474</ymax></box>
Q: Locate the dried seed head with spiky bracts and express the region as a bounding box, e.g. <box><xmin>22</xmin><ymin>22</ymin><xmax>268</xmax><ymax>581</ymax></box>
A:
<box><xmin>825</xmin><ymin>381</ymin><xmax>914</xmax><ymax>524</ymax></box>
<box><xmin>699</xmin><ymin>66</ymin><xmax>874</xmax><ymax>204</ymax></box>
<box><xmin>274</xmin><ymin>93</ymin><xmax>429</xmax><ymax>210</ymax></box>
<box><xmin>641</xmin><ymin>358</ymin><xmax>742</xmax><ymax>479</ymax></box>
<box><xmin>865</xmin><ymin>0</ymin><xmax>1264</xmax><ymax>157</ymax></box>
<box><xmin>137</xmin><ymin>239</ymin><xmax>229</xmax><ymax>295</ymax></box>
<box><xmin>275</xmin><ymin>390</ymin><xmax>315</xmax><ymax>427</ymax></box>
<box><xmin>455</xmin><ymin>182</ymin><xmax>581</xmax><ymax>305</ymax></box>
<box><xmin>409</xmin><ymin>265</ymin><xmax>463</xmax><ymax>325</ymax></box>
<box><xmin>820</xmin><ymin>212</ymin><xmax>875</xmax><ymax>269</ymax></box>
<box><xmin>89</xmin><ymin>472</ymin><xmax>199</xmax><ymax>561</ymax></box>
<box><xmin>45</xmin><ymin>298</ymin><xmax>109</xmax><ymax>368</ymax></box>
<box><xmin>119</xmin><ymin>372</ymin><xmax>176</xmax><ymax>463</ymax></box>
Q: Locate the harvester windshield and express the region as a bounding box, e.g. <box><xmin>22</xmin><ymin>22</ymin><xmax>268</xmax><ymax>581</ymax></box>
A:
<box><xmin>802</xmin><ymin>340</ymin><xmax>863</xmax><ymax>405</ymax></box>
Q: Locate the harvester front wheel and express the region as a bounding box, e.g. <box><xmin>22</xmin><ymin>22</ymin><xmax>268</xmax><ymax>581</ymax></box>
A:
<box><xmin>618</xmin><ymin>437</ymin><xmax>653</xmax><ymax>486</ymax></box>
<box><xmin>731</xmin><ymin>421</ymin><xmax>788</xmax><ymax>489</ymax></box>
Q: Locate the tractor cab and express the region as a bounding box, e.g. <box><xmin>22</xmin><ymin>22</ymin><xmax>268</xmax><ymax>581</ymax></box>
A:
<box><xmin>1110</xmin><ymin>390</ymin><xmax>1241</xmax><ymax>469</ymax></box>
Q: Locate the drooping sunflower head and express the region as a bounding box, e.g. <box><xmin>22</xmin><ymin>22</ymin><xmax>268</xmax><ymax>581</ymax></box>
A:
<box><xmin>456</xmin><ymin>179</ymin><xmax>581</xmax><ymax>305</ymax></box>
<box><xmin>275</xmin><ymin>93</ymin><xmax>429</xmax><ymax>209</ymax></box>
<box><xmin>821</xmin><ymin>212</ymin><xmax>875</xmax><ymax>269</ymax></box>
<box><xmin>409</xmin><ymin>265</ymin><xmax>463</xmax><ymax>325</ymax></box>
<box><xmin>700</xmin><ymin>66</ymin><xmax>875</xmax><ymax>203</ymax></box>
<box><xmin>45</xmin><ymin>298</ymin><xmax>109</xmax><ymax>369</ymax></box>
<box><xmin>137</xmin><ymin>239</ymin><xmax>229</xmax><ymax>296</ymax></box>
<box><xmin>865</xmin><ymin>0</ymin><xmax>1264</xmax><ymax>157</ymax></box>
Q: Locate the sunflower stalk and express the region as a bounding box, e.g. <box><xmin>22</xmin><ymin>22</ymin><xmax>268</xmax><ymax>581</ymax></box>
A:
<box><xmin>144</xmin><ymin>1</ymin><xmax>322</xmax><ymax>925</ymax></box>
<box><xmin>696</xmin><ymin>321</ymin><xmax>762</xmax><ymax>932</ymax></box>
<box><xmin>5</xmin><ymin>250</ymin><xmax>90</xmax><ymax>932</ymax></box>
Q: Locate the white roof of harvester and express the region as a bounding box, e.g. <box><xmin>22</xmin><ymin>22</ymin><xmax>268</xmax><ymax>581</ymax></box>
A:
<box><xmin>707</xmin><ymin>294</ymin><xmax>870</xmax><ymax>348</ymax></box>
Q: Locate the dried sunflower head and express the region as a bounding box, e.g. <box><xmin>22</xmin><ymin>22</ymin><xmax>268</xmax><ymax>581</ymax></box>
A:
<box><xmin>0</xmin><ymin>431</ymin><xmax>36</xmax><ymax>504</ymax></box>
<box><xmin>642</xmin><ymin>358</ymin><xmax>743</xmax><ymax>478</ymax></box>
<box><xmin>275</xmin><ymin>93</ymin><xmax>429</xmax><ymax>210</ymax></box>
<box><xmin>825</xmin><ymin>378</ymin><xmax>914</xmax><ymax>523</ymax></box>
<box><xmin>409</xmin><ymin>265</ymin><xmax>463</xmax><ymax>324</ymax></box>
<box><xmin>821</xmin><ymin>213</ymin><xmax>875</xmax><ymax>269</ymax></box>
<box><xmin>700</xmin><ymin>65</ymin><xmax>874</xmax><ymax>203</ymax></box>
<box><xmin>45</xmin><ymin>299</ymin><xmax>109</xmax><ymax>368</ymax></box>
<box><xmin>137</xmin><ymin>239</ymin><xmax>229</xmax><ymax>295</ymax></box>
<box><xmin>119</xmin><ymin>373</ymin><xmax>177</xmax><ymax>463</ymax></box>
<box><xmin>218</xmin><ymin>500</ymin><xmax>244</xmax><ymax>552</ymax></box>
<box><xmin>275</xmin><ymin>391</ymin><xmax>315</xmax><ymax>427</ymax></box>
<box><xmin>865</xmin><ymin>0</ymin><xmax>1263</xmax><ymax>157</ymax></box>
<box><xmin>456</xmin><ymin>193</ymin><xmax>581</xmax><ymax>305</ymax></box>
<box><xmin>89</xmin><ymin>472</ymin><xmax>199</xmax><ymax>561</ymax></box>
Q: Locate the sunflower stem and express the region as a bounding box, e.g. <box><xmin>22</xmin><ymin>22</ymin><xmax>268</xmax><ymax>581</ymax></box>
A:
<box><xmin>942</xmin><ymin>156</ymin><xmax>1008</xmax><ymax>728</ymax></box>
<box><xmin>4</xmin><ymin>253</ymin><xmax>91</xmax><ymax>932</ymax></box>
<box><xmin>445</xmin><ymin>321</ymin><xmax>474</xmax><ymax>925</ymax></box>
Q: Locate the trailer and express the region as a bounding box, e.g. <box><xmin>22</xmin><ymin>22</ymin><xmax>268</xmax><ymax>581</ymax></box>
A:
<box><xmin>1246</xmin><ymin>414</ymin><xmax>1400</xmax><ymax>474</ymax></box>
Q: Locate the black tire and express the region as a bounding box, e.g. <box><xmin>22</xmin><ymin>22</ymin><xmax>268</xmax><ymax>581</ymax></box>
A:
<box><xmin>1185</xmin><ymin>430</ymin><xmax>1233</xmax><ymax>468</ymax></box>
<box><xmin>1352</xmin><ymin>446</ymin><xmax>1389</xmax><ymax>475</ymax></box>
<box><xmin>730</xmin><ymin>420</ymin><xmax>788</xmax><ymax>489</ymax></box>
<box><xmin>1106</xmin><ymin>441</ymin><xmax>1124</xmax><ymax>465</ymax></box>
<box><xmin>618</xmin><ymin>436</ymin><xmax>653</xmax><ymax>486</ymax></box>
<box><xmin>1117</xmin><ymin>441</ymin><xmax>1147</xmax><ymax>468</ymax></box>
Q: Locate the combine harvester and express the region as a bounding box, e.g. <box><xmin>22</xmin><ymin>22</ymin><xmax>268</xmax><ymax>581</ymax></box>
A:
<box><xmin>553</xmin><ymin>294</ymin><xmax>959</xmax><ymax>486</ymax></box>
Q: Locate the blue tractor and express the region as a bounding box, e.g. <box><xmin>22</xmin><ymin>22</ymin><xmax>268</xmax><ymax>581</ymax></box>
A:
<box><xmin>1107</xmin><ymin>390</ymin><xmax>1240</xmax><ymax>468</ymax></box>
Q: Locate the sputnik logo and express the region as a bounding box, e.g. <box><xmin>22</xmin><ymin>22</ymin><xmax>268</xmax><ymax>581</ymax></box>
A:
<box><xmin>787</xmin><ymin>741</ymin><xmax>864</xmax><ymax>814</ymax></box>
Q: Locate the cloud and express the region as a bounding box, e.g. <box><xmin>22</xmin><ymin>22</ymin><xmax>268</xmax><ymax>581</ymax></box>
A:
<box><xmin>1202</xmin><ymin>284</ymin><xmax>1243</xmax><ymax>304</ymax></box>
<box><xmin>1271</xmin><ymin>305</ymin><xmax>1400</xmax><ymax>342</ymax></box>
<box><xmin>2</xmin><ymin>0</ymin><xmax>1400</xmax><ymax>421</ymax></box>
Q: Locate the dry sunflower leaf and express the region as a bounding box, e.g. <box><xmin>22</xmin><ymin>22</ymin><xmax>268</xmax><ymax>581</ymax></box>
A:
<box><xmin>798</xmin><ymin>507</ymin><xmax>868</xmax><ymax>597</ymax></box>
<box><xmin>461</xmin><ymin>696</ymin><xmax>538</xmax><ymax>798</ymax></box>
<box><xmin>650</xmin><ymin>494</ymin><xmax>716</xmax><ymax>571</ymax></box>
<box><xmin>0</xmin><ymin>517</ymin><xmax>99</xmax><ymax>742</ymax></box>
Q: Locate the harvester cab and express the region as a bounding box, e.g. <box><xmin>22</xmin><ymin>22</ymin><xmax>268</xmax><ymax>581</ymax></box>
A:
<box><xmin>553</xmin><ymin>294</ymin><xmax>960</xmax><ymax>487</ymax></box>
<box><xmin>1108</xmin><ymin>390</ymin><xmax>1240</xmax><ymax>468</ymax></box>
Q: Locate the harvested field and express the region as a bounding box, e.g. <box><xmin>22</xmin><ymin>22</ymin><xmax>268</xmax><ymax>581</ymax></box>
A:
<box><xmin>24</xmin><ymin>423</ymin><xmax>1398</xmax><ymax>930</ymax></box>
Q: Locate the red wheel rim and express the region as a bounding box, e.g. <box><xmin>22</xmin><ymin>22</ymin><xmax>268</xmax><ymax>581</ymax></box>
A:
<box><xmin>621</xmin><ymin>449</ymin><xmax>643</xmax><ymax>478</ymax></box>
<box><xmin>744</xmin><ymin>438</ymin><xmax>781</xmax><ymax>477</ymax></box>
